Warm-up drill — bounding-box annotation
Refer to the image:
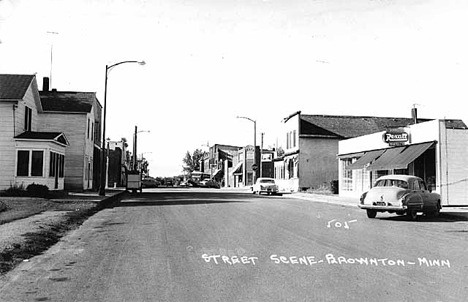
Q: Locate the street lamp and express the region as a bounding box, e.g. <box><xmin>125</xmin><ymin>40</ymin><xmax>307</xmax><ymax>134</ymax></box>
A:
<box><xmin>133</xmin><ymin>126</ymin><xmax>150</xmax><ymax>171</ymax></box>
<box><xmin>99</xmin><ymin>60</ymin><xmax>145</xmax><ymax>196</ymax></box>
<box><xmin>236</xmin><ymin>116</ymin><xmax>257</xmax><ymax>184</ymax></box>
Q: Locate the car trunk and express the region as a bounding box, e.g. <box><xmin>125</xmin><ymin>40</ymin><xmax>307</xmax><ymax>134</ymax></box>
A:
<box><xmin>365</xmin><ymin>187</ymin><xmax>406</xmax><ymax>206</ymax></box>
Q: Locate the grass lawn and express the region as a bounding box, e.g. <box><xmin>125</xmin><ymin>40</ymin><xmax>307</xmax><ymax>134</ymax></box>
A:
<box><xmin>0</xmin><ymin>197</ymin><xmax>99</xmax><ymax>225</ymax></box>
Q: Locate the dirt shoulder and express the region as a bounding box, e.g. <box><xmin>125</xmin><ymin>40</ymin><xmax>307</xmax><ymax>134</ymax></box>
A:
<box><xmin>0</xmin><ymin>191</ymin><xmax>125</xmax><ymax>274</ymax></box>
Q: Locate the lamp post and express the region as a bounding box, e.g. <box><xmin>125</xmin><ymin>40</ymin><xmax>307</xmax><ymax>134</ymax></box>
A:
<box><xmin>133</xmin><ymin>127</ymin><xmax>150</xmax><ymax>171</ymax></box>
<box><xmin>99</xmin><ymin>60</ymin><xmax>145</xmax><ymax>196</ymax></box>
<box><xmin>236</xmin><ymin>116</ymin><xmax>257</xmax><ymax>184</ymax></box>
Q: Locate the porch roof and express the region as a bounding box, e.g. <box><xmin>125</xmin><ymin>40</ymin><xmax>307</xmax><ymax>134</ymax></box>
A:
<box><xmin>15</xmin><ymin>131</ymin><xmax>69</xmax><ymax>146</ymax></box>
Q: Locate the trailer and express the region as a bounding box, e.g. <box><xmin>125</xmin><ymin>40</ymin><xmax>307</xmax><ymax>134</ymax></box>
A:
<box><xmin>126</xmin><ymin>170</ymin><xmax>142</xmax><ymax>193</ymax></box>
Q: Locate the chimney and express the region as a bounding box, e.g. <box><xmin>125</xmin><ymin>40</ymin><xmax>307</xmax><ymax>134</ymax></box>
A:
<box><xmin>411</xmin><ymin>106</ymin><xmax>418</xmax><ymax>124</ymax></box>
<box><xmin>43</xmin><ymin>77</ymin><xmax>50</xmax><ymax>92</ymax></box>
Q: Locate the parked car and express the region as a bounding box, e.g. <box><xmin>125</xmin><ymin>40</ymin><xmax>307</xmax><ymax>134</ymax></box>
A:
<box><xmin>199</xmin><ymin>179</ymin><xmax>220</xmax><ymax>189</ymax></box>
<box><xmin>141</xmin><ymin>177</ymin><xmax>159</xmax><ymax>188</ymax></box>
<box><xmin>358</xmin><ymin>175</ymin><xmax>441</xmax><ymax>220</ymax></box>
<box><xmin>164</xmin><ymin>178</ymin><xmax>174</xmax><ymax>187</ymax></box>
<box><xmin>252</xmin><ymin>177</ymin><xmax>280</xmax><ymax>195</ymax></box>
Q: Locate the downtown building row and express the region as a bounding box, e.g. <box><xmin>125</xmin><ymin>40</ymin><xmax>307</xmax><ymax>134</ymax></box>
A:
<box><xmin>203</xmin><ymin>110</ymin><xmax>468</xmax><ymax>206</ymax></box>
<box><xmin>0</xmin><ymin>74</ymin><xmax>129</xmax><ymax>192</ymax></box>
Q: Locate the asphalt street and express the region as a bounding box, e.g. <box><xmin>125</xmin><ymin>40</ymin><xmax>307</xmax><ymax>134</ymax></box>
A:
<box><xmin>0</xmin><ymin>188</ymin><xmax>467</xmax><ymax>302</ymax></box>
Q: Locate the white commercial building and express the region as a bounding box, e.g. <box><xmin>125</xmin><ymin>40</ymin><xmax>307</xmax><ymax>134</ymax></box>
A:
<box><xmin>338</xmin><ymin>119</ymin><xmax>468</xmax><ymax>206</ymax></box>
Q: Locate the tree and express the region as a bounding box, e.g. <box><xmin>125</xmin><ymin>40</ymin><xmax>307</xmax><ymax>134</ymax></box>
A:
<box><xmin>182</xmin><ymin>149</ymin><xmax>206</xmax><ymax>174</ymax></box>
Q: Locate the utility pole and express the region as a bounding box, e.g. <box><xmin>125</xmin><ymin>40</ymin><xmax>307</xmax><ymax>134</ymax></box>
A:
<box><xmin>260</xmin><ymin>132</ymin><xmax>264</xmax><ymax>178</ymax></box>
<box><xmin>133</xmin><ymin>125</ymin><xmax>138</xmax><ymax>170</ymax></box>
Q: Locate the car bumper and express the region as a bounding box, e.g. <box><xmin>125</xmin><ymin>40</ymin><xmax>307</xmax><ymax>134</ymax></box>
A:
<box><xmin>358</xmin><ymin>204</ymin><xmax>423</xmax><ymax>212</ymax></box>
<box><xmin>260</xmin><ymin>188</ymin><xmax>279</xmax><ymax>194</ymax></box>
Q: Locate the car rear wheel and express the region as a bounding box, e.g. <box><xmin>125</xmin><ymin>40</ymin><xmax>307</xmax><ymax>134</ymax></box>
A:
<box><xmin>407</xmin><ymin>209</ymin><xmax>418</xmax><ymax>221</ymax></box>
<box><xmin>426</xmin><ymin>201</ymin><xmax>441</xmax><ymax>218</ymax></box>
<box><xmin>366</xmin><ymin>210</ymin><xmax>377</xmax><ymax>218</ymax></box>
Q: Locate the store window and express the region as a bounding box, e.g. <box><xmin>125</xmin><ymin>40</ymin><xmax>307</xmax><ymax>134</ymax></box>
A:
<box><xmin>394</xmin><ymin>169</ymin><xmax>408</xmax><ymax>175</ymax></box>
<box><xmin>341</xmin><ymin>159</ymin><xmax>353</xmax><ymax>191</ymax></box>
<box><xmin>288</xmin><ymin>159</ymin><xmax>294</xmax><ymax>179</ymax></box>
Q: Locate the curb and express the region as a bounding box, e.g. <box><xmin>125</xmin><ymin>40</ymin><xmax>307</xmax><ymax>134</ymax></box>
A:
<box><xmin>290</xmin><ymin>193</ymin><xmax>468</xmax><ymax>221</ymax></box>
<box><xmin>95</xmin><ymin>190</ymin><xmax>128</xmax><ymax>209</ymax></box>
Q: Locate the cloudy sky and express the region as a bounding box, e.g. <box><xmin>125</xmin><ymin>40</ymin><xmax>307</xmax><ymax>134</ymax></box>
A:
<box><xmin>1</xmin><ymin>0</ymin><xmax>467</xmax><ymax>177</ymax></box>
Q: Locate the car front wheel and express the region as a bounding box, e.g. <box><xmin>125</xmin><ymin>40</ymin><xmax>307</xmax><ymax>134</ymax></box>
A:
<box><xmin>366</xmin><ymin>210</ymin><xmax>377</xmax><ymax>218</ymax></box>
<box><xmin>407</xmin><ymin>209</ymin><xmax>418</xmax><ymax>221</ymax></box>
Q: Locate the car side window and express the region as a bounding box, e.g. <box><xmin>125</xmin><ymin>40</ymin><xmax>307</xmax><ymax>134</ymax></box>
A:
<box><xmin>420</xmin><ymin>181</ymin><xmax>427</xmax><ymax>191</ymax></box>
<box><xmin>413</xmin><ymin>180</ymin><xmax>420</xmax><ymax>190</ymax></box>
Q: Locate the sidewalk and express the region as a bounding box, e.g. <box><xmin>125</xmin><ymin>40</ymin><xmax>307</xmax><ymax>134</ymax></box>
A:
<box><xmin>289</xmin><ymin>192</ymin><xmax>468</xmax><ymax>221</ymax></box>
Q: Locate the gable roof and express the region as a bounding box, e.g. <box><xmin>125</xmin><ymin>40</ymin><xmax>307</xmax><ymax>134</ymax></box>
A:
<box><xmin>0</xmin><ymin>74</ymin><xmax>35</xmax><ymax>100</ymax></box>
<box><xmin>300</xmin><ymin>114</ymin><xmax>467</xmax><ymax>139</ymax></box>
<box><xmin>300</xmin><ymin>115</ymin><xmax>429</xmax><ymax>139</ymax></box>
<box><xmin>15</xmin><ymin>131</ymin><xmax>69</xmax><ymax>146</ymax></box>
<box><xmin>40</xmin><ymin>91</ymin><xmax>96</xmax><ymax>113</ymax></box>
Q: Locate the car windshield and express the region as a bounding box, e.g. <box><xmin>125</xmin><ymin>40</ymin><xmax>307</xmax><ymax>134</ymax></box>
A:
<box><xmin>374</xmin><ymin>179</ymin><xmax>408</xmax><ymax>189</ymax></box>
<box><xmin>259</xmin><ymin>179</ymin><xmax>275</xmax><ymax>184</ymax></box>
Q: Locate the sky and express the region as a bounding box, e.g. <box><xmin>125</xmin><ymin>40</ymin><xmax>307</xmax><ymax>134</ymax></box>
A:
<box><xmin>1</xmin><ymin>0</ymin><xmax>467</xmax><ymax>177</ymax></box>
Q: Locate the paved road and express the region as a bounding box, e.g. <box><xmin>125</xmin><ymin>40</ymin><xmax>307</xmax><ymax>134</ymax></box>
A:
<box><xmin>1</xmin><ymin>189</ymin><xmax>467</xmax><ymax>301</ymax></box>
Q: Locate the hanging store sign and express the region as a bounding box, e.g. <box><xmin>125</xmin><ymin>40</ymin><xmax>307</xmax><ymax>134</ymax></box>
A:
<box><xmin>383</xmin><ymin>130</ymin><xmax>409</xmax><ymax>146</ymax></box>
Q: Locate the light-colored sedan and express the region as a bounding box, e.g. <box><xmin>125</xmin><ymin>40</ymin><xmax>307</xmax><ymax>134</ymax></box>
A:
<box><xmin>358</xmin><ymin>175</ymin><xmax>441</xmax><ymax>220</ymax></box>
<box><xmin>252</xmin><ymin>177</ymin><xmax>280</xmax><ymax>195</ymax></box>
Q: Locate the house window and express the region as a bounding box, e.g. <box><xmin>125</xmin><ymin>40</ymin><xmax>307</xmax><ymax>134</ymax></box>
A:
<box><xmin>31</xmin><ymin>151</ymin><xmax>44</xmax><ymax>176</ymax></box>
<box><xmin>87</xmin><ymin>118</ymin><xmax>90</xmax><ymax>139</ymax></box>
<box><xmin>50</xmin><ymin>152</ymin><xmax>56</xmax><ymax>177</ymax></box>
<box><xmin>49</xmin><ymin>152</ymin><xmax>64</xmax><ymax>178</ymax></box>
<box><xmin>24</xmin><ymin>106</ymin><xmax>32</xmax><ymax>131</ymax></box>
<box><xmin>17</xmin><ymin>150</ymin><xmax>44</xmax><ymax>177</ymax></box>
<box><xmin>293</xmin><ymin>130</ymin><xmax>296</xmax><ymax>148</ymax></box>
<box><xmin>17</xmin><ymin>151</ymin><xmax>29</xmax><ymax>176</ymax></box>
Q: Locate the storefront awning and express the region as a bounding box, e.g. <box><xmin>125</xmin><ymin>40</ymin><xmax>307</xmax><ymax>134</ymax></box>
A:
<box><xmin>337</xmin><ymin>151</ymin><xmax>365</xmax><ymax>159</ymax></box>
<box><xmin>213</xmin><ymin>169</ymin><xmax>223</xmax><ymax>178</ymax></box>
<box><xmin>367</xmin><ymin>141</ymin><xmax>435</xmax><ymax>170</ymax></box>
<box><xmin>347</xmin><ymin>149</ymin><xmax>386</xmax><ymax>170</ymax></box>
<box><xmin>231</xmin><ymin>162</ymin><xmax>243</xmax><ymax>175</ymax></box>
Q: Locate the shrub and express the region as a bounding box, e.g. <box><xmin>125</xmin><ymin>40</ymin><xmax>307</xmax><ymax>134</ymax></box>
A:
<box><xmin>0</xmin><ymin>183</ymin><xmax>27</xmax><ymax>197</ymax></box>
<box><xmin>0</xmin><ymin>200</ymin><xmax>7</xmax><ymax>212</ymax></box>
<box><xmin>26</xmin><ymin>183</ymin><xmax>50</xmax><ymax>198</ymax></box>
<box><xmin>330</xmin><ymin>180</ymin><xmax>339</xmax><ymax>194</ymax></box>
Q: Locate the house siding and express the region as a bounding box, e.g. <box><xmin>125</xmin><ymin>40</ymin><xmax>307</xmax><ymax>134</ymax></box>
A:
<box><xmin>39</xmin><ymin>112</ymin><xmax>91</xmax><ymax>191</ymax></box>
<box><xmin>0</xmin><ymin>102</ymin><xmax>16</xmax><ymax>189</ymax></box>
<box><xmin>299</xmin><ymin>137</ymin><xmax>339</xmax><ymax>190</ymax></box>
<box><xmin>439</xmin><ymin>121</ymin><xmax>468</xmax><ymax>206</ymax></box>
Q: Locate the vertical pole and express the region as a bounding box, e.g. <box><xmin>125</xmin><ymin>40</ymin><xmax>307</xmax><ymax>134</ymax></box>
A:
<box><xmin>99</xmin><ymin>65</ymin><xmax>108</xmax><ymax>196</ymax></box>
<box><xmin>260</xmin><ymin>132</ymin><xmax>264</xmax><ymax>178</ymax></box>
<box><xmin>106</xmin><ymin>140</ymin><xmax>109</xmax><ymax>188</ymax></box>
<box><xmin>133</xmin><ymin>125</ymin><xmax>138</xmax><ymax>171</ymax></box>
<box><xmin>253</xmin><ymin>120</ymin><xmax>257</xmax><ymax>183</ymax></box>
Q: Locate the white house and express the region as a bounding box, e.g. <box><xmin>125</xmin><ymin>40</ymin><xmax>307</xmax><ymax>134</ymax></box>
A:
<box><xmin>39</xmin><ymin>77</ymin><xmax>102</xmax><ymax>191</ymax></box>
<box><xmin>0</xmin><ymin>74</ymin><xmax>69</xmax><ymax>191</ymax></box>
